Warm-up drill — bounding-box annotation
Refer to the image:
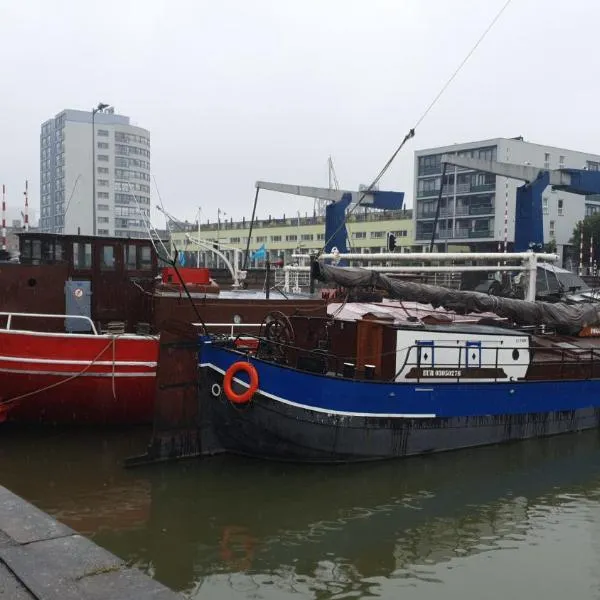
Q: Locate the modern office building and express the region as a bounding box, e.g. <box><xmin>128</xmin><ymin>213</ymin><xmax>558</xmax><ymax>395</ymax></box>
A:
<box><xmin>169</xmin><ymin>208</ymin><xmax>414</xmax><ymax>269</ymax></box>
<box><xmin>413</xmin><ymin>137</ymin><xmax>600</xmax><ymax>263</ymax></box>
<box><xmin>40</xmin><ymin>107</ymin><xmax>150</xmax><ymax>237</ymax></box>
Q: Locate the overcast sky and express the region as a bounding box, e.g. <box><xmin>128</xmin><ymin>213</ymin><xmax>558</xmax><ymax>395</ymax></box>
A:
<box><xmin>1</xmin><ymin>0</ymin><xmax>599</xmax><ymax>228</ymax></box>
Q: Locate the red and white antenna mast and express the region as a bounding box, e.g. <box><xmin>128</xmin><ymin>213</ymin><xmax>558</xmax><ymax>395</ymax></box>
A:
<box><xmin>1</xmin><ymin>185</ymin><xmax>6</xmax><ymax>250</ymax></box>
<box><xmin>23</xmin><ymin>180</ymin><xmax>29</xmax><ymax>232</ymax></box>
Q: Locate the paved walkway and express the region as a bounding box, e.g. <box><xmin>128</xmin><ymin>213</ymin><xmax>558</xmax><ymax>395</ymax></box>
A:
<box><xmin>0</xmin><ymin>486</ymin><xmax>181</xmax><ymax>599</ymax></box>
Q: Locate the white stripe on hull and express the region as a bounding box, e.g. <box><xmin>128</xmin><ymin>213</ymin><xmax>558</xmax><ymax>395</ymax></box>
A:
<box><xmin>0</xmin><ymin>355</ymin><xmax>157</xmax><ymax>368</ymax></box>
<box><xmin>0</xmin><ymin>368</ymin><xmax>156</xmax><ymax>378</ymax></box>
<box><xmin>200</xmin><ymin>362</ymin><xmax>436</xmax><ymax>419</ymax></box>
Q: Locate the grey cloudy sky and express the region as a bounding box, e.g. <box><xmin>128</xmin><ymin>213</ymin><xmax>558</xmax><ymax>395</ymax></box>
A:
<box><xmin>1</xmin><ymin>0</ymin><xmax>598</xmax><ymax>227</ymax></box>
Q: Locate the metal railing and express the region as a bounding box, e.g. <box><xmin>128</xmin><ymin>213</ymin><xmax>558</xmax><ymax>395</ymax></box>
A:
<box><xmin>0</xmin><ymin>312</ymin><xmax>98</xmax><ymax>335</ymax></box>
<box><xmin>192</xmin><ymin>322</ymin><xmax>263</xmax><ymax>337</ymax></box>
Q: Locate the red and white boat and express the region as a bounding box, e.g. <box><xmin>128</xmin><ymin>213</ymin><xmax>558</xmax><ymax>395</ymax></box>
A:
<box><xmin>0</xmin><ymin>312</ymin><xmax>159</xmax><ymax>425</ymax></box>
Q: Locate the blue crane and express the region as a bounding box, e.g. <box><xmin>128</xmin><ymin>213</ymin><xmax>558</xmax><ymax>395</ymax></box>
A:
<box><xmin>254</xmin><ymin>181</ymin><xmax>405</xmax><ymax>256</ymax></box>
<box><xmin>440</xmin><ymin>154</ymin><xmax>600</xmax><ymax>252</ymax></box>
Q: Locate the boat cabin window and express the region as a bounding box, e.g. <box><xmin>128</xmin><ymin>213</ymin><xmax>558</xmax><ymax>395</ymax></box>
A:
<box><xmin>20</xmin><ymin>238</ymin><xmax>42</xmax><ymax>264</ymax></box>
<box><xmin>124</xmin><ymin>244</ymin><xmax>137</xmax><ymax>270</ymax></box>
<box><xmin>73</xmin><ymin>242</ymin><xmax>92</xmax><ymax>270</ymax></box>
<box><xmin>138</xmin><ymin>245</ymin><xmax>152</xmax><ymax>270</ymax></box>
<box><xmin>41</xmin><ymin>239</ymin><xmax>64</xmax><ymax>263</ymax></box>
<box><xmin>100</xmin><ymin>245</ymin><xmax>116</xmax><ymax>271</ymax></box>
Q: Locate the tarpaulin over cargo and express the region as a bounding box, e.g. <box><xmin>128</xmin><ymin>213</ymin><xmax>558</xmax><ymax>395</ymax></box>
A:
<box><xmin>313</xmin><ymin>263</ymin><xmax>600</xmax><ymax>335</ymax></box>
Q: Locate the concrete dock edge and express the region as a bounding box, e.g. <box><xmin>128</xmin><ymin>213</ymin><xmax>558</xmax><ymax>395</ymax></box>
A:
<box><xmin>0</xmin><ymin>486</ymin><xmax>182</xmax><ymax>599</ymax></box>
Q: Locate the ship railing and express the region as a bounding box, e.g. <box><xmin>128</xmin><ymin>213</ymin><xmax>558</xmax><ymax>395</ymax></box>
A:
<box><xmin>210</xmin><ymin>333</ymin><xmax>600</xmax><ymax>383</ymax></box>
<box><xmin>193</xmin><ymin>322</ymin><xmax>263</xmax><ymax>337</ymax></box>
<box><xmin>0</xmin><ymin>312</ymin><xmax>98</xmax><ymax>335</ymax></box>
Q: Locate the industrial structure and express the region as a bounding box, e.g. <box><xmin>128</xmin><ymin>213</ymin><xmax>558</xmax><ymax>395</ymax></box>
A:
<box><xmin>414</xmin><ymin>137</ymin><xmax>600</xmax><ymax>262</ymax></box>
<box><xmin>39</xmin><ymin>107</ymin><xmax>150</xmax><ymax>238</ymax></box>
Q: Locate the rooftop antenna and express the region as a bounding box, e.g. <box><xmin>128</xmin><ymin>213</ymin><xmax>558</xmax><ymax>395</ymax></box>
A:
<box><xmin>23</xmin><ymin>180</ymin><xmax>29</xmax><ymax>232</ymax></box>
<box><xmin>1</xmin><ymin>185</ymin><xmax>6</xmax><ymax>250</ymax></box>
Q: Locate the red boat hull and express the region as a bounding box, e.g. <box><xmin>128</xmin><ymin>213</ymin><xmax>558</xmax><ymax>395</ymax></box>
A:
<box><xmin>0</xmin><ymin>330</ymin><xmax>159</xmax><ymax>424</ymax></box>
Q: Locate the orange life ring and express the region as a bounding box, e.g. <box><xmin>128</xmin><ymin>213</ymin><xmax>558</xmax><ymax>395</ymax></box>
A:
<box><xmin>223</xmin><ymin>361</ymin><xmax>259</xmax><ymax>404</ymax></box>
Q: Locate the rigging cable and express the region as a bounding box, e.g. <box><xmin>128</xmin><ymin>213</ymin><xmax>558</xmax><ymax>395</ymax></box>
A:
<box><xmin>318</xmin><ymin>0</ymin><xmax>514</xmax><ymax>256</ymax></box>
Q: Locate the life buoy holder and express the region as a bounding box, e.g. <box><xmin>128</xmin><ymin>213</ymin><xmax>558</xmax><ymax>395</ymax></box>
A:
<box><xmin>223</xmin><ymin>362</ymin><xmax>259</xmax><ymax>404</ymax></box>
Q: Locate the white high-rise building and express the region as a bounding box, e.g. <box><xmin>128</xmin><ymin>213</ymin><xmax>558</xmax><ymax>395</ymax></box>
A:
<box><xmin>40</xmin><ymin>108</ymin><xmax>151</xmax><ymax>237</ymax></box>
<box><xmin>413</xmin><ymin>137</ymin><xmax>600</xmax><ymax>264</ymax></box>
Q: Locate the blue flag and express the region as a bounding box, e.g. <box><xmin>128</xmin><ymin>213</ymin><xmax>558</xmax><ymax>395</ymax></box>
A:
<box><xmin>177</xmin><ymin>250</ymin><xmax>186</xmax><ymax>266</ymax></box>
<box><xmin>251</xmin><ymin>244</ymin><xmax>267</xmax><ymax>260</ymax></box>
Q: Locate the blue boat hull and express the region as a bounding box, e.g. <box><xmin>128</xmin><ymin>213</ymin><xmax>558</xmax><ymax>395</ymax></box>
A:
<box><xmin>199</xmin><ymin>342</ymin><xmax>600</xmax><ymax>463</ymax></box>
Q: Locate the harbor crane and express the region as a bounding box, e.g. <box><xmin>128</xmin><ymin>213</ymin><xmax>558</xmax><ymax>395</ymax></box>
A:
<box><xmin>254</xmin><ymin>181</ymin><xmax>405</xmax><ymax>256</ymax></box>
<box><xmin>440</xmin><ymin>154</ymin><xmax>600</xmax><ymax>252</ymax></box>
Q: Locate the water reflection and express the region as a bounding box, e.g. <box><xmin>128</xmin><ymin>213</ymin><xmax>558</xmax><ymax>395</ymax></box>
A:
<box><xmin>1</xmin><ymin>427</ymin><xmax>600</xmax><ymax>599</ymax></box>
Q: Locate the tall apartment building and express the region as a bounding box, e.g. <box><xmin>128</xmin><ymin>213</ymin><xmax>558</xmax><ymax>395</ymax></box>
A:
<box><xmin>413</xmin><ymin>137</ymin><xmax>600</xmax><ymax>262</ymax></box>
<box><xmin>40</xmin><ymin>108</ymin><xmax>150</xmax><ymax>237</ymax></box>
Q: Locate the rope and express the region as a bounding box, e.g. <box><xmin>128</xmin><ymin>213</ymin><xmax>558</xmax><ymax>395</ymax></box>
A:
<box><xmin>318</xmin><ymin>0</ymin><xmax>514</xmax><ymax>256</ymax></box>
<box><xmin>0</xmin><ymin>337</ymin><xmax>118</xmax><ymax>412</ymax></box>
<box><xmin>112</xmin><ymin>334</ymin><xmax>117</xmax><ymax>400</ymax></box>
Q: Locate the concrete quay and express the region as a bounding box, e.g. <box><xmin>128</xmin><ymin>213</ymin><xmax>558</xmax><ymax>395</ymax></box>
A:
<box><xmin>0</xmin><ymin>486</ymin><xmax>181</xmax><ymax>599</ymax></box>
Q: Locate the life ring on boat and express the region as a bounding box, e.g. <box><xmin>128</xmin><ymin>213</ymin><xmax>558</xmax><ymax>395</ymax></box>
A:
<box><xmin>223</xmin><ymin>362</ymin><xmax>259</xmax><ymax>404</ymax></box>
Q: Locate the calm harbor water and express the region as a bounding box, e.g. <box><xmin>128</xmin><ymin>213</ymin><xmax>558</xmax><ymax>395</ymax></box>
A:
<box><xmin>1</xmin><ymin>427</ymin><xmax>600</xmax><ymax>599</ymax></box>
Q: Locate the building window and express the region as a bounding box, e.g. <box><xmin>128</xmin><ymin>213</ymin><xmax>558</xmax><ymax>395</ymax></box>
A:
<box><xmin>256</xmin><ymin>236</ymin><xmax>267</xmax><ymax>243</ymax></box>
<box><xmin>97</xmin><ymin>192</ymin><xmax>109</xmax><ymax>199</ymax></box>
<box><xmin>97</xmin><ymin>216</ymin><xmax>109</xmax><ymax>223</ymax></box>
<box><xmin>97</xmin><ymin>179</ymin><xmax>109</xmax><ymax>187</ymax></box>
<box><xmin>97</xmin><ymin>142</ymin><xmax>109</xmax><ymax>149</ymax></box>
<box><xmin>97</xmin><ymin>154</ymin><xmax>109</xmax><ymax>162</ymax></box>
<box><xmin>544</xmin><ymin>153</ymin><xmax>550</xmax><ymax>169</ymax></box>
<box><xmin>271</xmin><ymin>235</ymin><xmax>281</xmax><ymax>242</ymax></box>
<box><xmin>559</xmin><ymin>155</ymin><xmax>565</xmax><ymax>168</ymax></box>
<box><xmin>352</xmin><ymin>231</ymin><xmax>366</xmax><ymax>239</ymax></box>
<box><xmin>73</xmin><ymin>242</ymin><xmax>92</xmax><ymax>269</ymax></box>
<box><xmin>229</xmin><ymin>237</ymin><xmax>241</xmax><ymax>243</ymax></box>
<box><xmin>370</xmin><ymin>231</ymin><xmax>385</xmax><ymax>239</ymax></box>
<box><xmin>97</xmin><ymin>204</ymin><xmax>109</xmax><ymax>211</ymax></box>
<box><xmin>97</xmin><ymin>129</ymin><xmax>109</xmax><ymax>137</ymax></box>
<box><xmin>97</xmin><ymin>167</ymin><xmax>109</xmax><ymax>174</ymax></box>
<box><xmin>316</xmin><ymin>233</ymin><xmax>325</xmax><ymax>241</ymax></box>
<box><xmin>543</xmin><ymin>197</ymin><xmax>549</xmax><ymax>215</ymax></box>
<box><xmin>418</xmin><ymin>154</ymin><xmax>442</xmax><ymax>176</ymax></box>
<box><xmin>300</xmin><ymin>233</ymin><xmax>314</xmax><ymax>241</ymax></box>
<box><xmin>558</xmin><ymin>199</ymin><xmax>564</xmax><ymax>216</ymax></box>
<box><xmin>587</xmin><ymin>161</ymin><xmax>600</xmax><ymax>172</ymax></box>
<box><xmin>98</xmin><ymin>229</ymin><xmax>110</xmax><ymax>235</ymax></box>
<box><xmin>549</xmin><ymin>220</ymin><xmax>556</xmax><ymax>238</ymax></box>
<box><xmin>285</xmin><ymin>235</ymin><xmax>297</xmax><ymax>242</ymax></box>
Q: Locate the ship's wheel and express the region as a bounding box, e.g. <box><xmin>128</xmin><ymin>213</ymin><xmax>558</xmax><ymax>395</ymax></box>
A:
<box><xmin>260</xmin><ymin>311</ymin><xmax>295</xmax><ymax>346</ymax></box>
<box><xmin>258</xmin><ymin>311</ymin><xmax>295</xmax><ymax>362</ymax></box>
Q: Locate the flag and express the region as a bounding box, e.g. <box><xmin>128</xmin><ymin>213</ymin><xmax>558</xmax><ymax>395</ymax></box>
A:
<box><xmin>177</xmin><ymin>250</ymin><xmax>186</xmax><ymax>266</ymax></box>
<box><xmin>251</xmin><ymin>244</ymin><xmax>267</xmax><ymax>261</ymax></box>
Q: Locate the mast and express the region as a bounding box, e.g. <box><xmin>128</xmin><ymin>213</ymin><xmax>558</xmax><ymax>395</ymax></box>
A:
<box><xmin>23</xmin><ymin>180</ymin><xmax>29</xmax><ymax>232</ymax></box>
<box><xmin>1</xmin><ymin>185</ymin><xmax>6</xmax><ymax>250</ymax></box>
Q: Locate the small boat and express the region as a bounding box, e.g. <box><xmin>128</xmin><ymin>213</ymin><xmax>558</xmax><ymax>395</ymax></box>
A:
<box><xmin>197</xmin><ymin>261</ymin><xmax>600</xmax><ymax>463</ymax></box>
<box><xmin>153</xmin><ymin>266</ymin><xmax>221</xmax><ymax>298</ymax></box>
<box><xmin>0</xmin><ymin>312</ymin><xmax>158</xmax><ymax>424</ymax></box>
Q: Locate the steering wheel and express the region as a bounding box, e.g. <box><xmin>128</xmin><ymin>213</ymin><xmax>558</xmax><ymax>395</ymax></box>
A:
<box><xmin>259</xmin><ymin>311</ymin><xmax>295</xmax><ymax>346</ymax></box>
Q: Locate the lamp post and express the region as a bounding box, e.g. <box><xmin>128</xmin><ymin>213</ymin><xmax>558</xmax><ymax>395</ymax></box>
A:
<box><xmin>91</xmin><ymin>102</ymin><xmax>109</xmax><ymax>235</ymax></box>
